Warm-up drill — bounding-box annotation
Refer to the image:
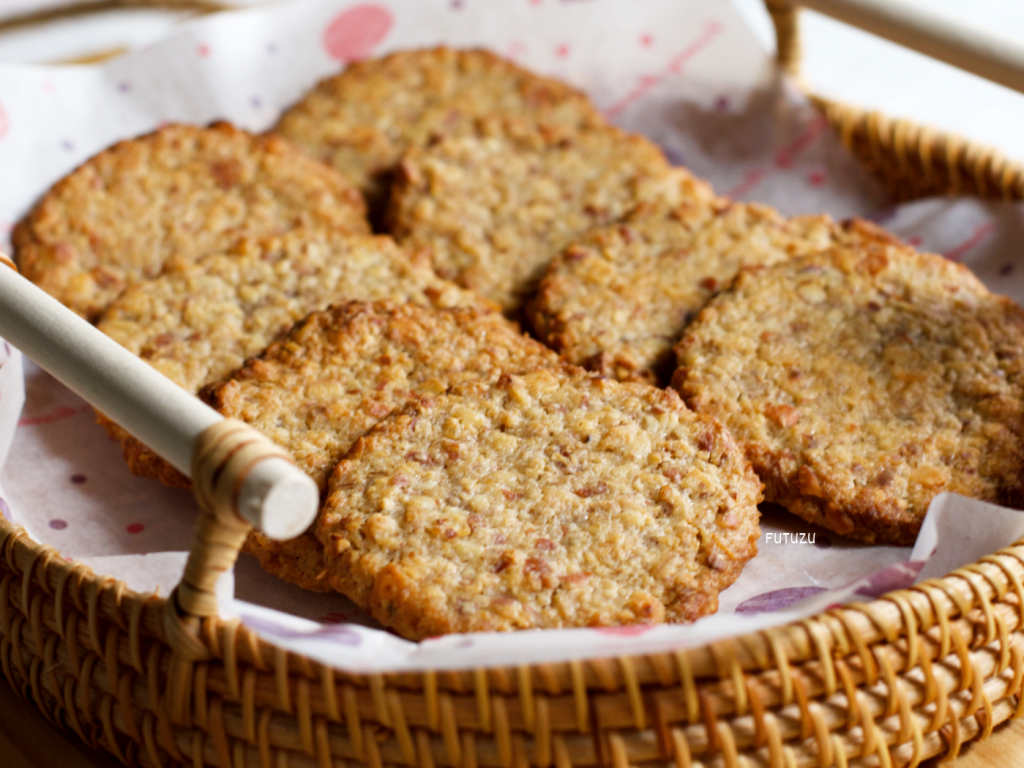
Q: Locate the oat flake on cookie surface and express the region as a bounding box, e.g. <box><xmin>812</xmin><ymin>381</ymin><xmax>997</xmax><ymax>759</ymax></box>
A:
<box><xmin>15</xmin><ymin>122</ymin><xmax>368</xmax><ymax>321</ymax></box>
<box><xmin>674</xmin><ymin>243</ymin><xmax>1024</xmax><ymax>544</ymax></box>
<box><xmin>204</xmin><ymin>301</ymin><xmax>565</xmax><ymax>591</ymax></box>
<box><xmin>316</xmin><ymin>370</ymin><xmax>762</xmax><ymax>639</ymax></box>
<box><xmin>274</xmin><ymin>47</ymin><xmax>605</xmax><ymax>213</ymax></box>
<box><xmin>98</xmin><ymin>229</ymin><xmax>482</xmax><ymax>490</ymax></box>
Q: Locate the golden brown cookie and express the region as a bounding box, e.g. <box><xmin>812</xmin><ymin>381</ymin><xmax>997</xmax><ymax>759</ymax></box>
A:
<box><xmin>203</xmin><ymin>301</ymin><xmax>566</xmax><ymax>591</ymax></box>
<box><xmin>98</xmin><ymin>229</ymin><xmax>483</xmax><ymax>489</ymax></box>
<box><xmin>673</xmin><ymin>244</ymin><xmax>1024</xmax><ymax>544</ymax></box>
<box><xmin>274</xmin><ymin>47</ymin><xmax>605</xmax><ymax>212</ymax></box>
<box><xmin>15</xmin><ymin>122</ymin><xmax>369</xmax><ymax>321</ymax></box>
<box><xmin>387</xmin><ymin>121</ymin><xmax>708</xmax><ymax>312</ymax></box>
<box><xmin>316</xmin><ymin>370</ymin><xmax>762</xmax><ymax>639</ymax></box>
<box><xmin>530</xmin><ymin>206</ymin><xmax>889</xmax><ymax>384</ymax></box>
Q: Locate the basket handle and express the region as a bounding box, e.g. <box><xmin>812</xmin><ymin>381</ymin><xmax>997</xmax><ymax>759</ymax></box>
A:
<box><xmin>766</xmin><ymin>0</ymin><xmax>1024</xmax><ymax>97</ymax></box>
<box><xmin>0</xmin><ymin>257</ymin><xmax>318</xmax><ymax>659</ymax></box>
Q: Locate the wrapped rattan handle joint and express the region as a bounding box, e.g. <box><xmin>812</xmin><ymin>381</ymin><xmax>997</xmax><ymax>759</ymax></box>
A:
<box><xmin>192</xmin><ymin>418</ymin><xmax>317</xmax><ymax>540</ymax></box>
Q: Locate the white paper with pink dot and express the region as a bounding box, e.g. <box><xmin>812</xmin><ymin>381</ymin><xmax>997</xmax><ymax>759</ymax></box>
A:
<box><xmin>0</xmin><ymin>0</ymin><xmax>1022</xmax><ymax>670</ymax></box>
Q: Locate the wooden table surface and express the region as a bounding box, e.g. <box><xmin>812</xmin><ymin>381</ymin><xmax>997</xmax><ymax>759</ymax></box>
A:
<box><xmin>1</xmin><ymin>669</ymin><xmax>1023</xmax><ymax>768</ymax></box>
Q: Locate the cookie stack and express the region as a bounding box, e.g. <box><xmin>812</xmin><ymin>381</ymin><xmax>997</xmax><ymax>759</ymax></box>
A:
<box><xmin>16</xmin><ymin>47</ymin><xmax>1024</xmax><ymax>639</ymax></box>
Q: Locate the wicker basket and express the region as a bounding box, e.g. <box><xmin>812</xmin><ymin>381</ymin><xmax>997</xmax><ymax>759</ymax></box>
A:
<box><xmin>5</xmin><ymin>2</ymin><xmax>1024</xmax><ymax>767</ymax></box>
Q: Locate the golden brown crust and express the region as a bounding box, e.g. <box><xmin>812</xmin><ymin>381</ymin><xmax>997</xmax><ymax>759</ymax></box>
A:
<box><xmin>274</xmin><ymin>47</ymin><xmax>605</xmax><ymax>212</ymax></box>
<box><xmin>242</xmin><ymin>534</ymin><xmax>334</xmax><ymax>594</ymax></box>
<box><xmin>15</xmin><ymin>122</ymin><xmax>369</xmax><ymax>321</ymax></box>
<box><xmin>98</xmin><ymin>229</ymin><xmax>485</xmax><ymax>488</ymax></box>
<box><xmin>529</xmin><ymin>207</ymin><xmax>895</xmax><ymax>385</ymax></box>
<box><xmin>674</xmin><ymin>244</ymin><xmax>1024</xmax><ymax>544</ymax></box>
<box><xmin>316</xmin><ymin>371</ymin><xmax>762</xmax><ymax>639</ymax></box>
<box><xmin>202</xmin><ymin>301</ymin><xmax>567</xmax><ymax>591</ymax></box>
<box><xmin>387</xmin><ymin>121</ymin><xmax>707</xmax><ymax>312</ymax></box>
<box><xmin>98</xmin><ymin>417</ymin><xmax>192</xmax><ymax>488</ymax></box>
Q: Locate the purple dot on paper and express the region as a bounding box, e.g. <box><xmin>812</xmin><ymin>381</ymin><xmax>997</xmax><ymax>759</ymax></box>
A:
<box><xmin>0</xmin><ymin>498</ymin><xmax>10</xmax><ymax>520</ymax></box>
<box><xmin>1000</xmin><ymin>263</ymin><xmax>1014</xmax><ymax>276</ymax></box>
<box><xmin>813</xmin><ymin>534</ymin><xmax>832</xmax><ymax>549</ymax></box>
<box><xmin>318</xmin><ymin>611</ymin><xmax>349</xmax><ymax>624</ymax></box>
<box><xmin>251</xmin><ymin>96</ymin><xmax>262</xmax><ymax>109</ymax></box>
<box><xmin>454</xmin><ymin>638</ymin><xmax>473</xmax><ymax>648</ymax></box>
<box><xmin>70</xmin><ymin>474</ymin><xmax>86</xmax><ymax>484</ymax></box>
<box><xmin>660</xmin><ymin>146</ymin><xmax>686</xmax><ymax>167</ymax></box>
<box><xmin>118</xmin><ymin>82</ymin><xmax>131</xmax><ymax>93</ymax></box>
<box><xmin>451</xmin><ymin>0</ymin><xmax>463</xmax><ymax>8</ymax></box>
<box><xmin>61</xmin><ymin>140</ymin><xmax>74</xmax><ymax>152</ymax></box>
<box><xmin>736</xmin><ymin>586</ymin><xmax>827</xmax><ymax>614</ymax></box>
<box><xmin>49</xmin><ymin>518</ymin><xmax>67</xmax><ymax>530</ymax></box>
<box><xmin>853</xmin><ymin>561</ymin><xmax>925</xmax><ymax>599</ymax></box>
<box><xmin>868</xmin><ymin>206</ymin><xmax>897</xmax><ymax>224</ymax></box>
<box><xmin>714</xmin><ymin>95</ymin><xmax>729</xmax><ymax>111</ymax></box>
<box><xmin>266</xmin><ymin>42</ymin><xmax>278</xmax><ymax>54</ymax></box>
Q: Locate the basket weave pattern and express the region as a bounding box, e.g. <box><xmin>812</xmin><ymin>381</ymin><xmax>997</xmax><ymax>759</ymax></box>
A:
<box><xmin>5</xmin><ymin>521</ymin><xmax>1024</xmax><ymax>767</ymax></box>
<box><xmin>5</xmin><ymin>3</ymin><xmax>1024</xmax><ymax>767</ymax></box>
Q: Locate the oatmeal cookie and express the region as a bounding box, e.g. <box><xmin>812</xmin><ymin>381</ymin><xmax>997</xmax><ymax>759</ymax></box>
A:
<box><xmin>98</xmin><ymin>229</ymin><xmax>482</xmax><ymax>489</ymax></box>
<box><xmin>530</xmin><ymin>207</ymin><xmax>891</xmax><ymax>384</ymax></box>
<box><xmin>15</xmin><ymin>122</ymin><xmax>369</xmax><ymax>321</ymax></box>
<box><xmin>674</xmin><ymin>245</ymin><xmax>1024</xmax><ymax>544</ymax></box>
<box><xmin>316</xmin><ymin>370</ymin><xmax>762</xmax><ymax>639</ymax></box>
<box><xmin>204</xmin><ymin>301</ymin><xmax>565</xmax><ymax>591</ymax></box>
<box><xmin>387</xmin><ymin>122</ymin><xmax>709</xmax><ymax>312</ymax></box>
<box><xmin>274</xmin><ymin>47</ymin><xmax>604</xmax><ymax>212</ymax></box>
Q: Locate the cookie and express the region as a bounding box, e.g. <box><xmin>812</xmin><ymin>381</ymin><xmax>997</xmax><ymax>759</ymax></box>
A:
<box><xmin>316</xmin><ymin>370</ymin><xmax>762</xmax><ymax>639</ymax></box>
<box><xmin>15</xmin><ymin>122</ymin><xmax>369</xmax><ymax>321</ymax></box>
<box><xmin>387</xmin><ymin>121</ymin><xmax>709</xmax><ymax>312</ymax></box>
<box><xmin>530</xmin><ymin>205</ymin><xmax>888</xmax><ymax>384</ymax></box>
<box><xmin>274</xmin><ymin>47</ymin><xmax>604</xmax><ymax>212</ymax></box>
<box><xmin>98</xmin><ymin>229</ymin><xmax>483</xmax><ymax>488</ymax></box>
<box><xmin>673</xmin><ymin>244</ymin><xmax>1024</xmax><ymax>544</ymax></box>
<box><xmin>203</xmin><ymin>301</ymin><xmax>565</xmax><ymax>591</ymax></box>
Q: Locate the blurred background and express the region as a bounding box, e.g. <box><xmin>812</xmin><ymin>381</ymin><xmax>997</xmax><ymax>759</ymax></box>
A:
<box><xmin>0</xmin><ymin>0</ymin><xmax>1022</xmax><ymax>162</ymax></box>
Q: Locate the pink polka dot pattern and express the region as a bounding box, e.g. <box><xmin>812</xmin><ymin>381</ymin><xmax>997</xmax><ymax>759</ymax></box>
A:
<box><xmin>0</xmin><ymin>104</ymin><xmax>8</xmax><ymax>141</ymax></box>
<box><xmin>594</xmin><ymin>625</ymin><xmax>655</xmax><ymax>637</ymax></box>
<box><xmin>126</xmin><ymin>523</ymin><xmax>145</xmax><ymax>534</ymax></box>
<box><xmin>323</xmin><ymin>4</ymin><xmax>393</xmax><ymax>63</ymax></box>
